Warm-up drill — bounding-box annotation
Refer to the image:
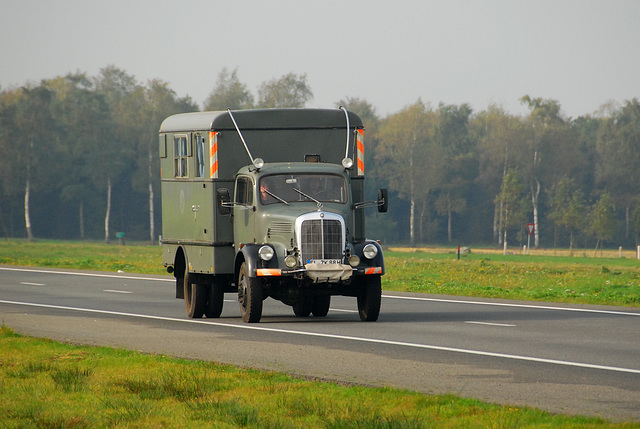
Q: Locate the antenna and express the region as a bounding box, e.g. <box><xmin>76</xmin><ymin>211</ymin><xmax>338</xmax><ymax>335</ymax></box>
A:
<box><xmin>339</xmin><ymin>106</ymin><xmax>353</xmax><ymax>169</ymax></box>
<box><xmin>227</xmin><ymin>109</ymin><xmax>263</xmax><ymax>169</ymax></box>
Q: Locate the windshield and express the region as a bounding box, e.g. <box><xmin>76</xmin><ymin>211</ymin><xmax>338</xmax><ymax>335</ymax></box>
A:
<box><xmin>260</xmin><ymin>174</ymin><xmax>347</xmax><ymax>205</ymax></box>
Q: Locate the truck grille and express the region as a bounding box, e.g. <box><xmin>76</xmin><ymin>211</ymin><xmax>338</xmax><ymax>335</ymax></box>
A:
<box><xmin>300</xmin><ymin>219</ymin><xmax>343</xmax><ymax>262</ymax></box>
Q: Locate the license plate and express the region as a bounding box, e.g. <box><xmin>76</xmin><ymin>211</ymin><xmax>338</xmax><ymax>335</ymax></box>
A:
<box><xmin>306</xmin><ymin>259</ymin><xmax>341</xmax><ymax>265</ymax></box>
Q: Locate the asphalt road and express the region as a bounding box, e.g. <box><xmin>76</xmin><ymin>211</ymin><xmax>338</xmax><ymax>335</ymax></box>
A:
<box><xmin>1</xmin><ymin>265</ymin><xmax>639</xmax><ymax>422</ymax></box>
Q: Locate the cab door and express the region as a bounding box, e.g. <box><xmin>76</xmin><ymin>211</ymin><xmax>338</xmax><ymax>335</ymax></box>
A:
<box><xmin>233</xmin><ymin>176</ymin><xmax>256</xmax><ymax>245</ymax></box>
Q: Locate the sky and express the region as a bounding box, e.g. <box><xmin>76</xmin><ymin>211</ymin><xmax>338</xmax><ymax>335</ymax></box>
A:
<box><xmin>2</xmin><ymin>0</ymin><xmax>639</xmax><ymax>119</ymax></box>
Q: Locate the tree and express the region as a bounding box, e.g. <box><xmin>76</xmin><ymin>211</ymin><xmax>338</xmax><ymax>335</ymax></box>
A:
<box><xmin>587</xmin><ymin>193</ymin><xmax>616</xmax><ymax>256</ymax></box>
<box><xmin>595</xmin><ymin>99</ymin><xmax>640</xmax><ymax>240</ymax></box>
<box><xmin>495</xmin><ymin>169</ymin><xmax>528</xmax><ymax>254</ymax></box>
<box><xmin>548</xmin><ymin>177</ymin><xmax>586</xmax><ymax>254</ymax></box>
<box><xmin>12</xmin><ymin>85</ymin><xmax>57</xmax><ymax>241</ymax></box>
<box><xmin>45</xmin><ymin>73</ymin><xmax>114</xmax><ymax>239</ymax></box>
<box><xmin>471</xmin><ymin>105</ymin><xmax>526</xmax><ymax>245</ymax></box>
<box><xmin>376</xmin><ymin>100</ymin><xmax>442</xmax><ymax>245</ymax></box>
<box><xmin>256</xmin><ymin>73</ymin><xmax>313</xmax><ymax>108</ymax></box>
<box><xmin>433</xmin><ymin>103</ymin><xmax>475</xmax><ymax>242</ymax></box>
<box><xmin>204</xmin><ymin>67</ymin><xmax>253</xmax><ymax>111</ymax></box>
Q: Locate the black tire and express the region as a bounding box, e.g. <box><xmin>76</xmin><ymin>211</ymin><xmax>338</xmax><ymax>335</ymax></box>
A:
<box><xmin>292</xmin><ymin>295</ymin><xmax>312</xmax><ymax>317</ymax></box>
<box><xmin>205</xmin><ymin>280</ymin><xmax>224</xmax><ymax>318</ymax></box>
<box><xmin>184</xmin><ymin>270</ymin><xmax>207</xmax><ymax>319</ymax></box>
<box><xmin>357</xmin><ymin>275</ymin><xmax>381</xmax><ymax>322</ymax></box>
<box><xmin>312</xmin><ymin>295</ymin><xmax>331</xmax><ymax>317</ymax></box>
<box><xmin>237</xmin><ymin>262</ymin><xmax>263</xmax><ymax>323</ymax></box>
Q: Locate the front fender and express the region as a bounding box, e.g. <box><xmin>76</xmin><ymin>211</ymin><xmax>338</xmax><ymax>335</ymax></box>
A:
<box><xmin>353</xmin><ymin>240</ymin><xmax>385</xmax><ymax>275</ymax></box>
<box><xmin>235</xmin><ymin>244</ymin><xmax>279</xmax><ymax>278</ymax></box>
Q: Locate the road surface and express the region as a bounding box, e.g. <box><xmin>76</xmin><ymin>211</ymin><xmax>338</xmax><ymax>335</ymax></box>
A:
<box><xmin>1</xmin><ymin>265</ymin><xmax>639</xmax><ymax>421</ymax></box>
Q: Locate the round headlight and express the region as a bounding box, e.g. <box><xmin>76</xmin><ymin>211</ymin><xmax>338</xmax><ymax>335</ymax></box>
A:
<box><xmin>284</xmin><ymin>255</ymin><xmax>298</xmax><ymax>268</ymax></box>
<box><xmin>363</xmin><ymin>243</ymin><xmax>378</xmax><ymax>260</ymax></box>
<box><xmin>253</xmin><ymin>158</ymin><xmax>265</xmax><ymax>169</ymax></box>
<box><xmin>348</xmin><ymin>255</ymin><xmax>360</xmax><ymax>267</ymax></box>
<box><xmin>342</xmin><ymin>157</ymin><xmax>353</xmax><ymax>169</ymax></box>
<box><xmin>258</xmin><ymin>245</ymin><xmax>274</xmax><ymax>261</ymax></box>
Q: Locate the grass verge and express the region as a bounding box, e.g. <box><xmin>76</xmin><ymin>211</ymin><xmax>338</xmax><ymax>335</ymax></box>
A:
<box><xmin>1</xmin><ymin>326</ymin><xmax>636</xmax><ymax>428</ymax></box>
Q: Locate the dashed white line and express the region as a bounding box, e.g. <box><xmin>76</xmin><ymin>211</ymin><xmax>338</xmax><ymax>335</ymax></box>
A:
<box><xmin>103</xmin><ymin>290</ymin><xmax>133</xmax><ymax>294</ymax></box>
<box><xmin>20</xmin><ymin>282</ymin><xmax>46</xmax><ymax>286</ymax></box>
<box><xmin>465</xmin><ymin>321</ymin><xmax>516</xmax><ymax>327</ymax></box>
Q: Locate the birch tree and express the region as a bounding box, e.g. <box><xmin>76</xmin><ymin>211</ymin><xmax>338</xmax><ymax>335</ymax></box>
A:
<box><xmin>376</xmin><ymin>100</ymin><xmax>441</xmax><ymax>245</ymax></box>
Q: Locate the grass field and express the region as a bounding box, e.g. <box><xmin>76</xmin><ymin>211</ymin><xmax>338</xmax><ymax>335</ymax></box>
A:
<box><xmin>1</xmin><ymin>239</ymin><xmax>639</xmax><ymax>427</ymax></box>
<box><xmin>1</xmin><ymin>326</ymin><xmax>636</xmax><ymax>428</ymax></box>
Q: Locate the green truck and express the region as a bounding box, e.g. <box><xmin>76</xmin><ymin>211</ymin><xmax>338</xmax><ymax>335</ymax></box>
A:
<box><xmin>159</xmin><ymin>108</ymin><xmax>387</xmax><ymax>323</ymax></box>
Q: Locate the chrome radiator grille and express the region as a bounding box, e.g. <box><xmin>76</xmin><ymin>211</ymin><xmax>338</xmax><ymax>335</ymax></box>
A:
<box><xmin>300</xmin><ymin>219</ymin><xmax>343</xmax><ymax>262</ymax></box>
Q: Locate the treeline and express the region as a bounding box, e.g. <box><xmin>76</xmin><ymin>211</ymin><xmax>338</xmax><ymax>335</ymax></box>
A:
<box><xmin>1</xmin><ymin>66</ymin><xmax>639</xmax><ymax>252</ymax></box>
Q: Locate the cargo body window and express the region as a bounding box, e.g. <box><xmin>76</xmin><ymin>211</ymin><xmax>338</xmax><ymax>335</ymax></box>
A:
<box><xmin>174</xmin><ymin>135</ymin><xmax>188</xmax><ymax>177</ymax></box>
<box><xmin>235</xmin><ymin>177</ymin><xmax>253</xmax><ymax>205</ymax></box>
<box><xmin>194</xmin><ymin>135</ymin><xmax>205</xmax><ymax>178</ymax></box>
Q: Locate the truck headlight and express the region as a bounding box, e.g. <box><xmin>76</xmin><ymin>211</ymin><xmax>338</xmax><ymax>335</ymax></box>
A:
<box><xmin>258</xmin><ymin>245</ymin><xmax>274</xmax><ymax>261</ymax></box>
<box><xmin>348</xmin><ymin>255</ymin><xmax>360</xmax><ymax>267</ymax></box>
<box><xmin>284</xmin><ymin>255</ymin><xmax>297</xmax><ymax>268</ymax></box>
<box><xmin>363</xmin><ymin>243</ymin><xmax>378</xmax><ymax>260</ymax></box>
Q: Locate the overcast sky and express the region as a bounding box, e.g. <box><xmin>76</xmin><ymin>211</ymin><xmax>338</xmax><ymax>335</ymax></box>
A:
<box><xmin>2</xmin><ymin>0</ymin><xmax>639</xmax><ymax>119</ymax></box>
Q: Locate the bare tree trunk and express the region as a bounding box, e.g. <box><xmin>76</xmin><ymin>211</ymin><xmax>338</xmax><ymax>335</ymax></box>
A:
<box><xmin>148</xmin><ymin>148</ymin><xmax>155</xmax><ymax>244</ymax></box>
<box><xmin>409</xmin><ymin>144</ymin><xmax>415</xmax><ymax>247</ymax></box>
<box><xmin>104</xmin><ymin>176</ymin><xmax>112</xmax><ymax>244</ymax></box>
<box><xmin>24</xmin><ymin>177</ymin><xmax>34</xmax><ymax>241</ymax></box>
<box><xmin>447</xmin><ymin>207</ymin><xmax>453</xmax><ymax>243</ymax></box>
<box><xmin>531</xmin><ymin>179</ymin><xmax>540</xmax><ymax>248</ymax></box>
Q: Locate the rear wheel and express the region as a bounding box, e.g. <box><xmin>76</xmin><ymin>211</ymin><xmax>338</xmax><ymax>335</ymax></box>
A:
<box><xmin>205</xmin><ymin>280</ymin><xmax>224</xmax><ymax>318</ymax></box>
<box><xmin>357</xmin><ymin>275</ymin><xmax>381</xmax><ymax>322</ymax></box>
<box><xmin>184</xmin><ymin>271</ymin><xmax>207</xmax><ymax>319</ymax></box>
<box><xmin>237</xmin><ymin>262</ymin><xmax>263</xmax><ymax>323</ymax></box>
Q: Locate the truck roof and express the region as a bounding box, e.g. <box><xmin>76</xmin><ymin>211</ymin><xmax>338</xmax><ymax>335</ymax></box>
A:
<box><xmin>159</xmin><ymin>108</ymin><xmax>363</xmax><ymax>133</ymax></box>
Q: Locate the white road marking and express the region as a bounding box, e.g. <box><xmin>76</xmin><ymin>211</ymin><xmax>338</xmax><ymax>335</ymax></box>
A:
<box><xmin>20</xmin><ymin>282</ymin><xmax>46</xmax><ymax>286</ymax></box>
<box><xmin>1</xmin><ymin>299</ymin><xmax>639</xmax><ymax>375</ymax></box>
<box><xmin>0</xmin><ymin>266</ymin><xmax>173</xmax><ymax>282</ymax></box>
<box><xmin>103</xmin><ymin>290</ymin><xmax>133</xmax><ymax>294</ymax></box>
<box><xmin>382</xmin><ymin>294</ymin><xmax>640</xmax><ymax>317</ymax></box>
<box><xmin>329</xmin><ymin>308</ymin><xmax>358</xmax><ymax>313</ymax></box>
<box><xmin>465</xmin><ymin>321</ymin><xmax>516</xmax><ymax>327</ymax></box>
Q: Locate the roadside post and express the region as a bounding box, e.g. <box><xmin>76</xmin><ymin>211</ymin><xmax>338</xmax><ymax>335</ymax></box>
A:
<box><xmin>526</xmin><ymin>223</ymin><xmax>535</xmax><ymax>255</ymax></box>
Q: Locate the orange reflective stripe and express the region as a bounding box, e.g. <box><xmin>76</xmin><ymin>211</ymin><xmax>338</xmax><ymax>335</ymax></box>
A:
<box><xmin>256</xmin><ymin>268</ymin><xmax>281</xmax><ymax>276</ymax></box>
<box><xmin>365</xmin><ymin>267</ymin><xmax>382</xmax><ymax>275</ymax></box>
<box><xmin>356</xmin><ymin>129</ymin><xmax>365</xmax><ymax>176</ymax></box>
<box><xmin>209</xmin><ymin>131</ymin><xmax>219</xmax><ymax>178</ymax></box>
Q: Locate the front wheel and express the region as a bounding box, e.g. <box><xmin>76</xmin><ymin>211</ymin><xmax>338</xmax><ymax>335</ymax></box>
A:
<box><xmin>312</xmin><ymin>295</ymin><xmax>331</xmax><ymax>317</ymax></box>
<box><xmin>357</xmin><ymin>275</ymin><xmax>381</xmax><ymax>322</ymax></box>
<box><xmin>237</xmin><ymin>262</ymin><xmax>263</xmax><ymax>323</ymax></box>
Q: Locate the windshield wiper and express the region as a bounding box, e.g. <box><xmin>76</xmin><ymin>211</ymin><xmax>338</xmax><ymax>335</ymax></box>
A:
<box><xmin>264</xmin><ymin>190</ymin><xmax>289</xmax><ymax>205</ymax></box>
<box><xmin>293</xmin><ymin>188</ymin><xmax>323</xmax><ymax>211</ymax></box>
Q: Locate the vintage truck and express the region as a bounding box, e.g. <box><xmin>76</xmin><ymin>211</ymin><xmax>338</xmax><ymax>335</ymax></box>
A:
<box><xmin>159</xmin><ymin>108</ymin><xmax>387</xmax><ymax>323</ymax></box>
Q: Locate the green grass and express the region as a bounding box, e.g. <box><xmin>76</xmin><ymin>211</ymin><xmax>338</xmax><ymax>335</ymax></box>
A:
<box><xmin>0</xmin><ymin>239</ymin><xmax>165</xmax><ymax>275</ymax></box>
<box><xmin>383</xmin><ymin>251</ymin><xmax>640</xmax><ymax>307</ymax></box>
<box><xmin>1</xmin><ymin>326</ymin><xmax>636</xmax><ymax>428</ymax></box>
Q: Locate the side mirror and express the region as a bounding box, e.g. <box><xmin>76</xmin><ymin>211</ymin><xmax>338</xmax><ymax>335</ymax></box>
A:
<box><xmin>217</xmin><ymin>188</ymin><xmax>231</xmax><ymax>215</ymax></box>
<box><xmin>377</xmin><ymin>188</ymin><xmax>388</xmax><ymax>213</ymax></box>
